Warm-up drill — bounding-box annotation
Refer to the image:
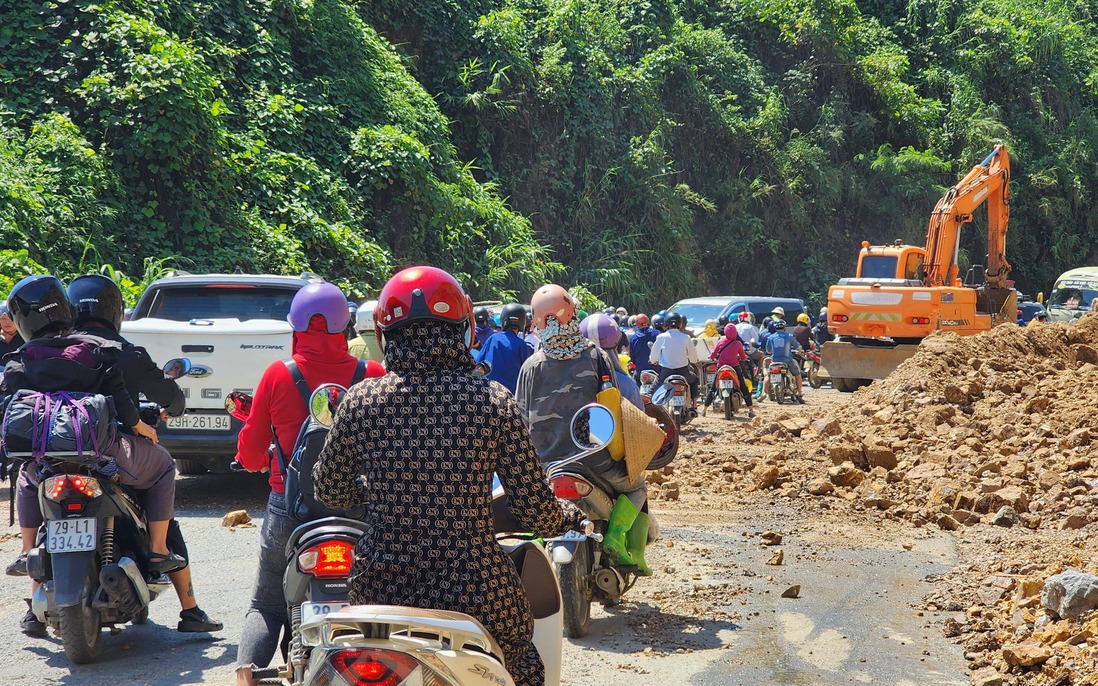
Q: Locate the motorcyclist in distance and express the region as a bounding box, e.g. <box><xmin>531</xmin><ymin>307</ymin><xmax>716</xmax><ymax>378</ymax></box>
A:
<box><xmin>765</xmin><ymin>319</ymin><xmax>805</xmax><ymax>403</ymax></box>
<box><xmin>474</xmin><ymin>303</ymin><xmax>534</xmax><ymax>393</ymax></box>
<box><xmin>472</xmin><ymin>306</ymin><xmax>493</xmax><ymax>350</ymax></box>
<box><xmin>814</xmin><ymin>307</ymin><xmax>830</xmax><ymax>348</ymax></box>
<box><xmin>348</xmin><ymin>300</ymin><xmax>384</xmax><ymax>363</ymax></box>
<box><xmin>629</xmin><ymin>313</ymin><xmax>659</xmax><ymax>383</ymax></box>
<box><xmin>0</xmin><ymin>300</ymin><xmax>24</xmax><ymax>357</ymax></box>
<box><xmin>649</xmin><ymin>312</ymin><xmax>700</xmax><ymax>410</ymax></box>
<box><xmin>314</xmin><ymin>269</ymin><xmax>586</xmax><ymax>686</ymax></box>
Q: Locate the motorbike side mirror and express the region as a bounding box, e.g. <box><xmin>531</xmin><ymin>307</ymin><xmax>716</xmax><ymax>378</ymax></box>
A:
<box><xmin>162</xmin><ymin>358</ymin><xmax>192</xmax><ymax>379</ymax></box>
<box><xmin>225</xmin><ymin>391</ymin><xmax>253</xmax><ymax>421</ymax></box>
<box><xmin>309</xmin><ymin>383</ymin><xmax>348</xmax><ymax>427</ymax></box>
<box><xmin>650</xmin><ymin>384</ymin><xmax>671</xmax><ymax>406</ymax></box>
<box><xmin>569</xmin><ymin>403</ymin><xmax>616</xmax><ymax>451</ymax></box>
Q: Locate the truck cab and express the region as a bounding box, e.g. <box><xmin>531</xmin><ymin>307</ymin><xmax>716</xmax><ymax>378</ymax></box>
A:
<box><xmin>844</xmin><ymin>241</ymin><xmax>926</xmax><ymax>286</ymax></box>
<box><xmin>121</xmin><ymin>273</ymin><xmax>314</xmax><ymax>473</ymax></box>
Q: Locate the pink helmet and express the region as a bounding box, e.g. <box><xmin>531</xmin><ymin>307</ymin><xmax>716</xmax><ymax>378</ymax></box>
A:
<box><xmin>579</xmin><ymin>312</ymin><xmax>621</xmax><ymax>350</ymax></box>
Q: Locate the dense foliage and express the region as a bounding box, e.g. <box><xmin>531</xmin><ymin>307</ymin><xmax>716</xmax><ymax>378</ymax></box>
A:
<box><xmin>4</xmin><ymin>0</ymin><xmax>1098</xmax><ymax>308</ymax></box>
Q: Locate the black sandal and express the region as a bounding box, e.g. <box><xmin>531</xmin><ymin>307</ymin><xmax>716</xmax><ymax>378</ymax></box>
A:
<box><xmin>148</xmin><ymin>551</ymin><xmax>186</xmax><ymax>575</ymax></box>
<box><xmin>178</xmin><ymin>607</ymin><xmax>223</xmax><ymax>633</ymax></box>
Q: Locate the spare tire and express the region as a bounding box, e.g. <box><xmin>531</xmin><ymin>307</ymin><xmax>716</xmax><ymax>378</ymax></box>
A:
<box><xmin>644</xmin><ymin>401</ymin><xmax>679</xmax><ymax>471</ymax></box>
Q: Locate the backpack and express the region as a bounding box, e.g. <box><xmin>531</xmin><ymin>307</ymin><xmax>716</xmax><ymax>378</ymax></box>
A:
<box><xmin>277</xmin><ymin>360</ymin><xmax>367</xmax><ymax>523</ymax></box>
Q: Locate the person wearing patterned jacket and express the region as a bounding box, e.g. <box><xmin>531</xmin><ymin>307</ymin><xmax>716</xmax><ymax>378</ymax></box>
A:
<box><xmin>313</xmin><ymin>266</ymin><xmax>586</xmax><ymax>686</ymax></box>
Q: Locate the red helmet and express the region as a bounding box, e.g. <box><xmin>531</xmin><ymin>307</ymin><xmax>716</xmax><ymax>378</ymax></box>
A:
<box><xmin>738</xmin><ymin>311</ymin><xmax>751</xmax><ymax>322</ymax></box>
<box><xmin>635</xmin><ymin>313</ymin><xmax>649</xmax><ymax>328</ymax></box>
<box><xmin>374</xmin><ymin>266</ymin><xmax>473</xmax><ymax>349</ymax></box>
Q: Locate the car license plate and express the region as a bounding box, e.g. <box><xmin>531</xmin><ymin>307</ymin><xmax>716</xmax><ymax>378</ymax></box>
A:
<box><xmin>671</xmin><ymin>395</ymin><xmax>686</xmax><ymax>406</ymax></box>
<box><xmin>719</xmin><ymin>380</ymin><xmax>735</xmax><ymax>389</ymax></box>
<box><xmin>46</xmin><ymin>518</ymin><xmax>97</xmax><ymax>554</ymax></box>
<box><xmin>166</xmin><ymin>413</ymin><xmax>231</xmax><ymax>432</ymax></box>
<box><xmin>301</xmin><ymin>602</ymin><xmax>348</xmax><ymax>623</ymax></box>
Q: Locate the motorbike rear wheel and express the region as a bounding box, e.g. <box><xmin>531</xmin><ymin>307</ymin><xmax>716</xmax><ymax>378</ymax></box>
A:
<box><xmin>557</xmin><ymin>540</ymin><xmax>592</xmax><ymax>638</ymax></box>
<box><xmin>59</xmin><ymin>564</ymin><xmax>103</xmax><ymax>664</ymax></box>
<box><xmin>724</xmin><ymin>395</ymin><xmax>734</xmax><ymax>421</ymax></box>
<box><xmin>807</xmin><ymin>362</ymin><xmax>822</xmax><ymax>389</ymax></box>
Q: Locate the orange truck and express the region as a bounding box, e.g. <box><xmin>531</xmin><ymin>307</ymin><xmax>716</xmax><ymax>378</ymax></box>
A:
<box><xmin>823</xmin><ymin>145</ymin><xmax>1017</xmax><ymax>392</ymax></box>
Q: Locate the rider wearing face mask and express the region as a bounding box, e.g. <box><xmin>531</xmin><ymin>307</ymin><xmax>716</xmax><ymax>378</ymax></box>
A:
<box><xmin>234</xmin><ymin>282</ymin><xmax>385</xmax><ymax>686</ymax></box>
<box><xmin>313</xmin><ymin>268</ymin><xmax>585</xmax><ymax>686</ymax></box>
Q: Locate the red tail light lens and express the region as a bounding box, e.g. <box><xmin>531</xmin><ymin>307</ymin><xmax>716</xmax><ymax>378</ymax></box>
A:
<box><xmin>832</xmin><ymin>314</ymin><xmax>848</xmax><ymax>322</ymax></box>
<box><xmin>716</xmin><ymin>369</ymin><xmax>736</xmax><ymax>381</ymax></box>
<box><xmin>44</xmin><ymin>475</ymin><xmax>102</xmax><ymax>502</ymax></box>
<box><xmin>298</xmin><ymin>539</ymin><xmax>354</xmax><ymax>578</ymax></box>
<box><xmin>552</xmin><ymin>475</ymin><xmax>594</xmax><ymax>500</ymax></box>
<box><xmin>770</xmin><ymin>366</ymin><xmax>783</xmax><ymax>373</ymax></box>
<box><xmin>911</xmin><ymin>317</ymin><xmax>930</xmax><ymax>325</ymax></box>
<box><xmin>330</xmin><ymin>648</ymin><xmax>419</xmax><ymax>686</ymax></box>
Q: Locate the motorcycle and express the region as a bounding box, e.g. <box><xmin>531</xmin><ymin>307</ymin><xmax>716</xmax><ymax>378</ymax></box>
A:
<box><xmin>800</xmin><ymin>348</ymin><xmax>824</xmax><ymax>389</ymax></box>
<box><xmin>712</xmin><ymin>364</ymin><xmax>745</xmax><ymax>420</ymax></box>
<box><xmin>651</xmin><ymin>374</ymin><xmax>693</xmax><ymax>429</ymax></box>
<box><xmin>638</xmin><ymin>369</ymin><xmax>659</xmax><ymax>398</ymax></box>
<box><xmin>295</xmin><ymin>406</ymin><xmax>612</xmax><ymax>686</ymax></box>
<box><xmin>545</xmin><ymin>404</ymin><xmax>667</xmax><ymax>639</ymax></box>
<box><xmin>226</xmin><ymin>383</ymin><xmax>366</xmax><ymax>686</ymax></box>
<box><xmin>699</xmin><ymin>361</ymin><xmax>717</xmax><ymax>403</ymax></box>
<box><xmin>22</xmin><ymin>359</ymin><xmax>191</xmax><ymax>665</ymax></box>
<box><xmin>766</xmin><ymin>360</ymin><xmax>797</xmax><ymax>404</ymax></box>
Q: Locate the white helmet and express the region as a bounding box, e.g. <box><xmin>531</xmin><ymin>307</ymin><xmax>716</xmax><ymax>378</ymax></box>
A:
<box><xmin>356</xmin><ymin>300</ymin><xmax>378</xmax><ymax>332</ymax></box>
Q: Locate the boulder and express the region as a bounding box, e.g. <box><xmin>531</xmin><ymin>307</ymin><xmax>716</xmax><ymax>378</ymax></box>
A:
<box><xmin>991</xmin><ymin>506</ymin><xmax>1018</xmax><ymax>527</ymax></box>
<box><xmin>221</xmin><ymin>510</ymin><xmax>251</xmax><ymax>527</ymax></box>
<box><xmin>1001</xmin><ymin>642</ymin><xmax>1051</xmax><ymax>667</ymax></box>
<box><xmin>811</xmin><ymin>418</ymin><xmax>841</xmax><ymax>436</ymax></box>
<box><xmin>753</xmin><ymin>465</ymin><xmax>780</xmax><ymax>490</ymax></box>
<box><xmin>969</xmin><ymin>666</ymin><xmax>1003</xmax><ymax>686</ymax></box>
<box><xmin>777</xmin><ymin>417</ymin><xmax>810</xmax><ymax>437</ymax></box>
<box><xmin>863</xmin><ymin>441</ymin><xmax>897</xmax><ymax>471</ymax></box>
<box><xmin>828</xmin><ymin>462</ymin><xmax>865</xmax><ymax>488</ymax></box>
<box><xmin>828</xmin><ymin>442</ymin><xmax>864</xmax><ymax>467</ymax></box>
<box><xmin>806</xmin><ymin>478</ymin><xmax>834</xmax><ymax>496</ymax></box>
<box><xmin>1041</xmin><ymin>570</ymin><xmax>1098</xmax><ymax>619</ymax></box>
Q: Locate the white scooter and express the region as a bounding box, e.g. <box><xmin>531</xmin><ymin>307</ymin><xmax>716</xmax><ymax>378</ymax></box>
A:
<box><xmin>296</xmin><ymin>405</ymin><xmax>615</xmax><ymax>686</ymax></box>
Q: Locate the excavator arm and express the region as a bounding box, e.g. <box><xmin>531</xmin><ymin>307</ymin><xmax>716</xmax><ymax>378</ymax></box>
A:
<box><xmin>921</xmin><ymin>144</ymin><xmax>1011</xmax><ymax>288</ymax></box>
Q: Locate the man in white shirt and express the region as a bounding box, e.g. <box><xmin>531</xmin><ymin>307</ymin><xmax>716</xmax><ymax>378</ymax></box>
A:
<box><xmin>735</xmin><ymin>312</ymin><xmax>764</xmax><ymax>399</ymax></box>
<box><xmin>650</xmin><ymin>312</ymin><xmax>700</xmax><ymax>405</ymax></box>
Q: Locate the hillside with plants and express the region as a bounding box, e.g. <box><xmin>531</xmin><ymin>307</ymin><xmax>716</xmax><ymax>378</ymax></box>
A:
<box><xmin>3</xmin><ymin>0</ymin><xmax>1098</xmax><ymax>308</ymax></box>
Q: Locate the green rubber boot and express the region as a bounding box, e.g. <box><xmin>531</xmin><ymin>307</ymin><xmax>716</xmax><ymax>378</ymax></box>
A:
<box><xmin>603</xmin><ymin>495</ymin><xmax>639</xmax><ymax>567</ymax></box>
<box><xmin>627</xmin><ymin>512</ymin><xmax>654</xmax><ymax>576</ymax></box>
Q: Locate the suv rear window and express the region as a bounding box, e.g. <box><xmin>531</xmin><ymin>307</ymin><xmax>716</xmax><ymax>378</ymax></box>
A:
<box><xmin>141</xmin><ymin>285</ymin><xmax>300</xmax><ymax>322</ymax></box>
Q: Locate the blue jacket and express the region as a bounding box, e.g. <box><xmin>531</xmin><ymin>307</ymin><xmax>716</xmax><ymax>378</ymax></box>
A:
<box><xmin>629</xmin><ymin>328</ymin><xmax>659</xmax><ymax>373</ymax></box>
<box><xmin>765</xmin><ymin>330</ymin><xmax>801</xmax><ymax>364</ymax></box>
<box><xmin>473</xmin><ymin>324</ymin><xmax>496</xmax><ymax>349</ymax></box>
<box><xmin>474</xmin><ymin>329</ymin><xmax>532</xmax><ymax>393</ymax></box>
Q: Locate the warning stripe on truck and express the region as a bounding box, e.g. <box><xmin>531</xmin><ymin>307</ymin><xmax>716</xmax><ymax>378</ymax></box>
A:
<box><xmin>848</xmin><ymin>312</ymin><xmax>904</xmax><ymax>322</ymax></box>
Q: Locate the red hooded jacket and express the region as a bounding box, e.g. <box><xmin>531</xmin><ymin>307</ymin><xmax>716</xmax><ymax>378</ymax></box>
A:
<box><xmin>710</xmin><ymin>323</ymin><xmax>747</xmax><ymax>369</ymax></box>
<box><xmin>235</xmin><ymin>318</ymin><xmax>385</xmax><ymax>493</ymax></box>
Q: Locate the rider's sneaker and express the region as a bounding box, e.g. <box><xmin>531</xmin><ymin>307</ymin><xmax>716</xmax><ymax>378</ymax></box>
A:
<box><xmin>6</xmin><ymin>553</ymin><xmax>28</xmax><ymax>577</ymax></box>
<box><xmin>796</xmin><ymin>396</ymin><xmax>806</xmax><ymax>404</ymax></box>
<box><xmin>178</xmin><ymin>606</ymin><xmax>223</xmax><ymax>633</ymax></box>
<box><xmin>148</xmin><ymin>551</ymin><xmax>187</xmax><ymax>575</ymax></box>
<box><xmin>21</xmin><ymin>599</ymin><xmax>46</xmax><ymax>638</ymax></box>
<box><xmin>748</xmin><ymin>410</ymin><xmax>756</xmax><ymax>419</ymax></box>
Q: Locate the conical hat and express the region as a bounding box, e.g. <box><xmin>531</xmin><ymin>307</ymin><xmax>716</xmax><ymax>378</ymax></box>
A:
<box><xmin>620</xmin><ymin>400</ymin><xmax>666</xmax><ymax>484</ymax></box>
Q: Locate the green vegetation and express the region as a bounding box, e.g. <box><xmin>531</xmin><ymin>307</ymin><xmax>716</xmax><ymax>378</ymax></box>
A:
<box><xmin>4</xmin><ymin>0</ymin><xmax>1098</xmax><ymax>307</ymax></box>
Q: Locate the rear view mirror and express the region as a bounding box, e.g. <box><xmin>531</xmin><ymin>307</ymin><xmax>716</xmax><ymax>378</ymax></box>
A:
<box><xmin>570</xmin><ymin>403</ymin><xmax>616</xmax><ymax>451</ymax></box>
<box><xmin>225</xmin><ymin>392</ymin><xmax>253</xmax><ymax>421</ymax></box>
<box><xmin>162</xmin><ymin>358</ymin><xmax>192</xmax><ymax>379</ymax></box>
<box><xmin>309</xmin><ymin>384</ymin><xmax>348</xmax><ymax>427</ymax></box>
<box><xmin>650</xmin><ymin>384</ymin><xmax>671</xmax><ymax>406</ymax></box>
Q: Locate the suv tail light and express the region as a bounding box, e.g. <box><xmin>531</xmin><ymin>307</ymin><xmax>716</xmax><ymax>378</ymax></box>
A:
<box><xmin>330</xmin><ymin>648</ymin><xmax>419</xmax><ymax>686</ymax></box>
<box><xmin>552</xmin><ymin>475</ymin><xmax>593</xmax><ymax>500</ymax></box>
<box><xmin>298</xmin><ymin>539</ymin><xmax>354</xmax><ymax>578</ymax></box>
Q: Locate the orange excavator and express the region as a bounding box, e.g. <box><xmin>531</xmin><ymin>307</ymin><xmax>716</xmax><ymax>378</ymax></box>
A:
<box><xmin>823</xmin><ymin>144</ymin><xmax>1016</xmax><ymax>392</ymax></box>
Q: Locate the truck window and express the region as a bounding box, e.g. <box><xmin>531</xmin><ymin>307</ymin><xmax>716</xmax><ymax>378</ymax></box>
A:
<box><xmin>859</xmin><ymin>255</ymin><xmax>898</xmax><ymax>279</ymax></box>
<box><xmin>904</xmin><ymin>254</ymin><xmax>924</xmax><ymax>280</ymax></box>
<box><xmin>143</xmin><ymin>286</ymin><xmax>299</xmax><ymax>322</ymax></box>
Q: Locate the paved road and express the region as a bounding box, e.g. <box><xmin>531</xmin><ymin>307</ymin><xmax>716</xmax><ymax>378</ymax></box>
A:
<box><xmin>0</xmin><ymin>471</ymin><xmax>967</xmax><ymax>685</ymax></box>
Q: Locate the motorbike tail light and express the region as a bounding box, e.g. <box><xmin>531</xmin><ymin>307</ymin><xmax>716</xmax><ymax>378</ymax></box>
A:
<box><xmin>298</xmin><ymin>539</ymin><xmax>355</xmax><ymax>578</ymax></box>
<box><xmin>330</xmin><ymin>648</ymin><xmax>419</xmax><ymax>686</ymax></box>
<box><xmin>44</xmin><ymin>475</ymin><xmax>102</xmax><ymax>502</ymax></box>
<box><xmin>832</xmin><ymin>314</ymin><xmax>848</xmax><ymax>322</ymax></box>
<box><xmin>911</xmin><ymin>317</ymin><xmax>930</xmax><ymax>325</ymax></box>
<box><xmin>770</xmin><ymin>366</ymin><xmax>783</xmax><ymax>373</ymax></box>
<box><xmin>552</xmin><ymin>475</ymin><xmax>594</xmax><ymax>500</ymax></box>
<box><xmin>716</xmin><ymin>369</ymin><xmax>736</xmax><ymax>381</ymax></box>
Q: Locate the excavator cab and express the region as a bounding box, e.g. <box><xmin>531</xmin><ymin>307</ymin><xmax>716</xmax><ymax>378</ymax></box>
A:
<box><xmin>843</xmin><ymin>241</ymin><xmax>926</xmax><ymax>287</ymax></box>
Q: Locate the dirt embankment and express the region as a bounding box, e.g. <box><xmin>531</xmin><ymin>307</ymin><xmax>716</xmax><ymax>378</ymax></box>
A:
<box><xmin>657</xmin><ymin>314</ymin><xmax>1098</xmax><ymax>685</ymax></box>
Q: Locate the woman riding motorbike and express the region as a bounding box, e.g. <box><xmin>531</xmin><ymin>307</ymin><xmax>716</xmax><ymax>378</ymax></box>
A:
<box><xmin>234</xmin><ymin>282</ymin><xmax>384</xmax><ymax>686</ymax></box>
<box><xmin>516</xmin><ymin>285</ymin><xmax>652</xmax><ymax>577</ymax></box>
<box><xmin>707</xmin><ymin>324</ymin><xmax>755</xmax><ymax>419</ymax></box>
<box><xmin>312</xmin><ymin>267</ymin><xmax>585</xmax><ymax>686</ymax></box>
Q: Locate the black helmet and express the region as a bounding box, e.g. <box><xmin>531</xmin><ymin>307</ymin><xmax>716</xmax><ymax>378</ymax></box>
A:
<box><xmin>474</xmin><ymin>306</ymin><xmax>490</xmax><ymax>325</ymax></box>
<box><xmin>651</xmin><ymin>313</ymin><xmax>666</xmax><ymax>330</ymax></box>
<box><xmin>717</xmin><ymin>314</ymin><xmax>730</xmax><ymax>328</ymax></box>
<box><xmin>9</xmin><ymin>275</ymin><xmax>73</xmax><ymax>340</ymax></box>
<box><xmin>666</xmin><ymin>312</ymin><xmax>683</xmax><ymax>329</ymax></box>
<box><xmin>68</xmin><ymin>274</ymin><xmax>124</xmax><ymax>332</ymax></box>
<box><xmin>774</xmin><ymin>319</ymin><xmax>786</xmax><ymax>330</ymax></box>
<box><xmin>500</xmin><ymin>303</ymin><xmax>527</xmax><ymax>331</ymax></box>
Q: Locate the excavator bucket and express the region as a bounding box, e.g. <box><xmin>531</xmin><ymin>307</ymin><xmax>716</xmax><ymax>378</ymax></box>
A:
<box><xmin>821</xmin><ymin>341</ymin><xmax>920</xmax><ymax>392</ymax></box>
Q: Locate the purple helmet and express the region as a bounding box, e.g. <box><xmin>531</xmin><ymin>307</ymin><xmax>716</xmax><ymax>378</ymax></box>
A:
<box><xmin>579</xmin><ymin>312</ymin><xmax>621</xmax><ymax>350</ymax></box>
<box><xmin>288</xmin><ymin>282</ymin><xmax>350</xmax><ymax>334</ymax></box>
